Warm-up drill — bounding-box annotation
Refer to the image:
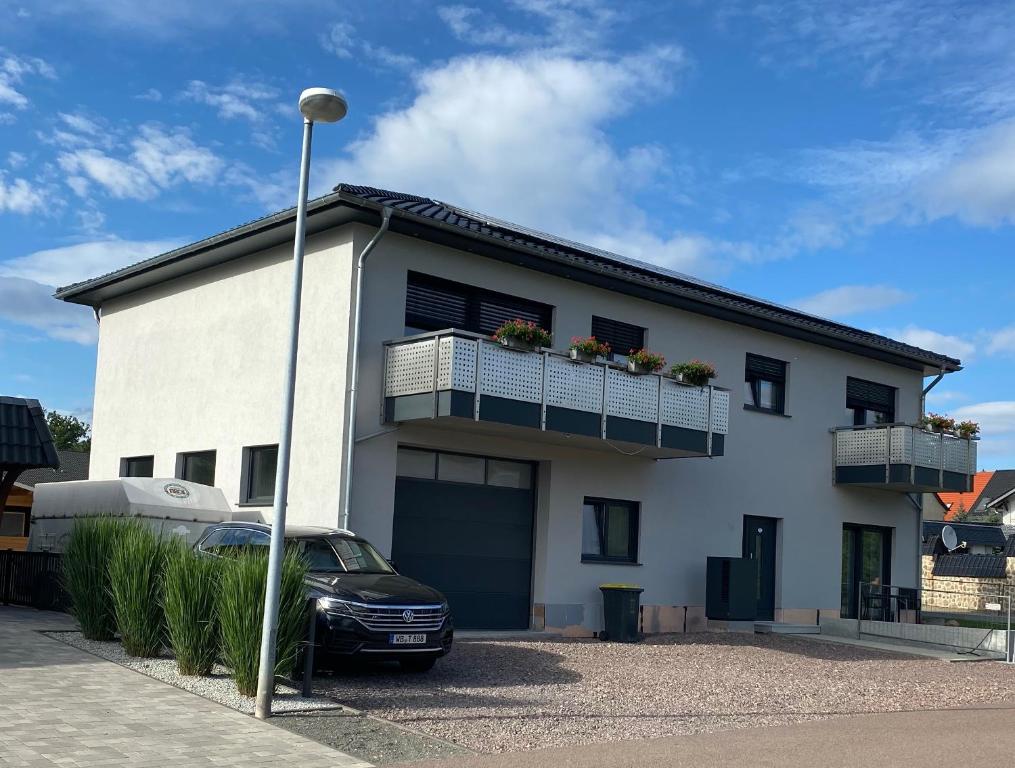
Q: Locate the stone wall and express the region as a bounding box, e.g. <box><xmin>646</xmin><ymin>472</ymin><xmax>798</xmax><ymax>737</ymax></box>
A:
<box><xmin>920</xmin><ymin>555</ymin><xmax>1015</xmax><ymax>611</ymax></box>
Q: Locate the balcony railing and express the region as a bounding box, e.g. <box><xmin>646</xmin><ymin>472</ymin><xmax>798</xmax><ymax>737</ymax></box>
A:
<box><xmin>833</xmin><ymin>424</ymin><xmax>976</xmax><ymax>493</ymax></box>
<box><xmin>382</xmin><ymin>329</ymin><xmax>730</xmax><ymax>459</ymax></box>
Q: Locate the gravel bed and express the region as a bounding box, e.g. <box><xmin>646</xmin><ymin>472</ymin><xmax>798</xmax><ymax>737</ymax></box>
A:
<box><xmin>311</xmin><ymin>633</ymin><xmax>1015</xmax><ymax>754</ymax></box>
<box><xmin>46</xmin><ymin>631</ymin><xmax>341</xmax><ymax>715</ymax></box>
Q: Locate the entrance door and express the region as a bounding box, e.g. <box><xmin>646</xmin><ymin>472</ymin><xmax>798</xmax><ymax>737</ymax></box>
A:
<box><xmin>742</xmin><ymin>516</ymin><xmax>777</xmax><ymax>621</ymax></box>
<box><xmin>392</xmin><ymin>448</ymin><xmax>535</xmax><ymax>630</ymax></box>
<box><xmin>841</xmin><ymin>524</ymin><xmax>891</xmax><ymax>619</ymax></box>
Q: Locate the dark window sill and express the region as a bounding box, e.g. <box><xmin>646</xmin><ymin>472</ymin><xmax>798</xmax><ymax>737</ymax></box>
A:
<box><xmin>581</xmin><ymin>557</ymin><xmax>642</xmax><ymax>566</ymax></box>
<box><xmin>743</xmin><ymin>404</ymin><xmax>791</xmax><ymax>418</ymax></box>
<box><xmin>236</xmin><ymin>500</ymin><xmax>272</xmax><ymax>507</ymax></box>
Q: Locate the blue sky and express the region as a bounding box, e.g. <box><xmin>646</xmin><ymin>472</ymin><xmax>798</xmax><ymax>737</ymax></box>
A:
<box><xmin>2</xmin><ymin>0</ymin><xmax>1015</xmax><ymax>466</ymax></box>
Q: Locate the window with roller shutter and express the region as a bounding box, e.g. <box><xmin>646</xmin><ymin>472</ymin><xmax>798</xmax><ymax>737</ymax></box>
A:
<box><xmin>590</xmin><ymin>316</ymin><xmax>645</xmax><ymax>362</ymax></box>
<box><xmin>404</xmin><ymin>271</ymin><xmax>553</xmax><ymax>336</ymax></box>
<box><xmin>846</xmin><ymin>377</ymin><xmax>896</xmax><ymax>425</ymax></box>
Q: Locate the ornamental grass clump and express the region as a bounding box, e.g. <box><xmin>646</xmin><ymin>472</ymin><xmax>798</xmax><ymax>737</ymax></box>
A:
<box><xmin>217</xmin><ymin>547</ymin><xmax>308</xmax><ymax>696</ymax></box>
<box><xmin>63</xmin><ymin>516</ymin><xmax>122</xmax><ymax>640</ymax></box>
<box><xmin>162</xmin><ymin>543</ymin><xmax>221</xmax><ymax>676</ymax></box>
<box><xmin>108</xmin><ymin>520</ymin><xmax>169</xmax><ymax>657</ymax></box>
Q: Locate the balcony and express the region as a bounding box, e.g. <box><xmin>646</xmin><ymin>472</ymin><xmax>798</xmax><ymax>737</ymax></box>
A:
<box><xmin>382</xmin><ymin>330</ymin><xmax>729</xmax><ymax>459</ymax></box>
<box><xmin>833</xmin><ymin>424</ymin><xmax>976</xmax><ymax>493</ymax></box>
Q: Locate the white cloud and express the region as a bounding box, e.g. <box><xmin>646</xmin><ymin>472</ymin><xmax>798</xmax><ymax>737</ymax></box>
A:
<box><xmin>0</xmin><ymin>276</ymin><xmax>97</xmax><ymax>344</ymax></box>
<box><xmin>437</xmin><ymin>1</ymin><xmax>619</xmax><ymax>55</ymax></box>
<box><xmin>881</xmin><ymin>324</ymin><xmax>975</xmax><ymax>361</ymax></box>
<box><xmin>136</xmin><ymin>88</ymin><xmax>163</xmax><ymax>102</ymax></box>
<box><xmin>984</xmin><ymin>326</ymin><xmax>1015</xmax><ymax>356</ymax></box>
<box><xmin>57</xmin><ymin>125</ymin><xmax>223</xmax><ymax>200</ymax></box>
<box><xmin>322</xmin><ymin>50</ymin><xmax>712</xmax><ymax>257</ymax></box>
<box><xmin>181</xmin><ymin>79</ymin><xmax>281</xmax><ymax>122</ymax></box>
<box><xmin>792</xmin><ymin>284</ymin><xmax>911</xmax><ymax>318</ymax></box>
<box><xmin>0</xmin><ymin>51</ymin><xmax>54</xmax><ymax>110</ymax></box>
<box><xmin>0</xmin><ymin>173</ymin><xmax>47</xmax><ymax>213</ymax></box>
<box><xmin>953</xmin><ymin>401</ymin><xmax>1015</xmax><ymax>460</ymax></box>
<box><xmin>0</xmin><ymin>238</ymin><xmax>181</xmax><ymax>287</ymax></box>
<box><xmin>321</xmin><ymin>22</ymin><xmax>417</xmax><ymax>70</ymax></box>
<box><xmin>7</xmin><ymin>151</ymin><xmax>26</xmax><ymax>168</ymax></box>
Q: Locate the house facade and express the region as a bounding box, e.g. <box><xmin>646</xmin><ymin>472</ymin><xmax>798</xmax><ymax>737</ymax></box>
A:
<box><xmin>57</xmin><ymin>185</ymin><xmax>976</xmax><ymax>634</ymax></box>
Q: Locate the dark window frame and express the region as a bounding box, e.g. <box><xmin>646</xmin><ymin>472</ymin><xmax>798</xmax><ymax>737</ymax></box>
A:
<box><xmin>590</xmin><ymin>316</ymin><xmax>645</xmax><ymax>361</ymax></box>
<box><xmin>239</xmin><ymin>444</ymin><xmax>279</xmax><ymax>505</ymax></box>
<box><xmin>846</xmin><ymin>377</ymin><xmax>896</xmax><ymax>425</ymax></box>
<box><xmin>404</xmin><ymin>271</ymin><xmax>554</xmax><ymax>336</ymax></box>
<box><xmin>581</xmin><ymin>496</ymin><xmax>640</xmax><ymax>564</ymax></box>
<box><xmin>175</xmin><ymin>450</ymin><xmax>217</xmax><ymax>486</ymax></box>
<box><xmin>395</xmin><ymin>446</ymin><xmax>534</xmax><ymax>489</ymax></box>
<box><xmin>120</xmin><ymin>455</ymin><xmax>155</xmax><ymax>478</ymax></box>
<box><xmin>841</xmin><ymin>523</ymin><xmax>893</xmax><ymax>619</ymax></box>
<box><xmin>744</xmin><ymin>353</ymin><xmax>787</xmax><ymax>415</ymax></box>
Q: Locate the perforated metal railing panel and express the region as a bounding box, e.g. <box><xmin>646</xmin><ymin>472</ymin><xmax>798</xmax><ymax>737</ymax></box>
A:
<box><xmin>385</xmin><ymin>338</ymin><xmax>437</xmax><ymax>397</ymax></box>
<box><xmin>479</xmin><ymin>342</ymin><xmax>543</xmax><ymax>403</ymax></box>
<box><xmin>437</xmin><ymin>336</ymin><xmax>477</xmax><ymax>391</ymax></box>
<box><xmin>661</xmin><ymin>380</ymin><xmax>708</xmax><ymax>431</ymax></box>
<box><xmin>606</xmin><ymin>367</ymin><xmax>658</xmax><ymax>422</ymax></box>
<box><xmin>545</xmin><ymin>355</ymin><xmax>604</xmax><ymax>411</ymax></box>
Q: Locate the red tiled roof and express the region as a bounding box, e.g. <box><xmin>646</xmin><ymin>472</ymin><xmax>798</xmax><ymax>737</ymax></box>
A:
<box><xmin>938</xmin><ymin>471</ymin><xmax>994</xmax><ymax>521</ymax></box>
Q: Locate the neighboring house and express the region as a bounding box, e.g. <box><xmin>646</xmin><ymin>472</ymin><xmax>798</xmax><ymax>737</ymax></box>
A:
<box><xmin>0</xmin><ymin>397</ymin><xmax>60</xmax><ymax>548</ymax></box>
<box><xmin>937</xmin><ymin>470</ymin><xmax>1015</xmax><ymax>523</ymax></box>
<box><xmin>3</xmin><ymin>450</ymin><xmax>91</xmax><ymax>538</ymax></box>
<box><xmin>921</xmin><ymin>520</ymin><xmax>1015</xmax><ymax>611</ymax></box>
<box><xmin>54</xmin><ymin>185</ymin><xmax>978</xmax><ymax>634</ymax></box>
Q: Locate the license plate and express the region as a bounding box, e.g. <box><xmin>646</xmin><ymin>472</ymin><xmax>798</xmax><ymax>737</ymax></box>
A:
<box><xmin>390</xmin><ymin>633</ymin><xmax>427</xmax><ymax>645</ymax></box>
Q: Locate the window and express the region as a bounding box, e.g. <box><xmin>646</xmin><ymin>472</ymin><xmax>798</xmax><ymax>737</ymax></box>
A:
<box><xmin>744</xmin><ymin>353</ymin><xmax>787</xmax><ymax>414</ymax></box>
<box><xmin>120</xmin><ymin>455</ymin><xmax>154</xmax><ymax>478</ymax></box>
<box><xmin>241</xmin><ymin>445</ymin><xmax>278</xmax><ymax>505</ymax></box>
<box><xmin>396</xmin><ymin>448</ymin><xmax>534</xmax><ymax>489</ymax></box>
<box><xmin>437</xmin><ymin>453</ymin><xmax>485</xmax><ymax>484</ymax></box>
<box><xmin>291</xmin><ymin>536</ymin><xmax>394</xmax><ymax>574</ymax></box>
<box><xmin>590</xmin><ymin>316</ymin><xmax>645</xmax><ymax>363</ymax></box>
<box><xmin>581</xmin><ymin>497</ymin><xmax>639</xmax><ymax>563</ymax></box>
<box><xmin>177</xmin><ymin>450</ymin><xmax>216</xmax><ymax>486</ymax></box>
<box><xmin>404</xmin><ymin>271</ymin><xmax>553</xmax><ymax>336</ymax></box>
<box><xmin>846</xmin><ymin>377</ymin><xmax>896</xmax><ymax>426</ymax></box>
<box><xmin>841</xmin><ymin>524</ymin><xmax>892</xmax><ymax>619</ymax></box>
<box><xmin>0</xmin><ymin>510</ymin><xmax>26</xmax><ymax>536</ymax></box>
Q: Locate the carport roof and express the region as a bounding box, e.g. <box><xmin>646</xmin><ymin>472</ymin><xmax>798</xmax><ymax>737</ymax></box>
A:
<box><xmin>0</xmin><ymin>397</ymin><xmax>60</xmax><ymax>471</ymax></box>
<box><xmin>54</xmin><ymin>184</ymin><xmax>963</xmax><ymax>374</ymax></box>
<box><xmin>932</xmin><ymin>553</ymin><xmax>1008</xmax><ymax>579</ymax></box>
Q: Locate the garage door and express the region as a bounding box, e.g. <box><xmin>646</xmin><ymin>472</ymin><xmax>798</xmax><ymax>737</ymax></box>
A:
<box><xmin>392</xmin><ymin>448</ymin><xmax>535</xmax><ymax>630</ymax></box>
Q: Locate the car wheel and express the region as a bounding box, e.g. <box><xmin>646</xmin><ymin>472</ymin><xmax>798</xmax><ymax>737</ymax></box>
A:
<box><xmin>399</xmin><ymin>656</ymin><xmax>437</xmax><ymax>673</ymax></box>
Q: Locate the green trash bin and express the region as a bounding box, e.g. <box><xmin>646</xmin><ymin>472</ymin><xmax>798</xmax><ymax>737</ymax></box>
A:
<box><xmin>599</xmin><ymin>583</ymin><xmax>643</xmax><ymax>642</ymax></box>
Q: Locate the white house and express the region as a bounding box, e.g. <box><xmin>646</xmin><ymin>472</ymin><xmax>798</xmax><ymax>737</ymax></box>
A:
<box><xmin>56</xmin><ymin>185</ymin><xmax>977</xmax><ymax>634</ymax></box>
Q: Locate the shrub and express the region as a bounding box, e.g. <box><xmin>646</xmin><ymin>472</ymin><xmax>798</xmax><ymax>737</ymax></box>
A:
<box><xmin>217</xmin><ymin>547</ymin><xmax>308</xmax><ymax>697</ymax></box>
<box><xmin>670</xmin><ymin>359</ymin><xmax>718</xmax><ymax>386</ymax></box>
<box><xmin>108</xmin><ymin>520</ymin><xmax>168</xmax><ymax>657</ymax></box>
<box><xmin>163</xmin><ymin>543</ymin><xmax>221</xmax><ymax>676</ymax></box>
<box><xmin>63</xmin><ymin>516</ymin><xmax>122</xmax><ymax>640</ymax></box>
<box><xmin>492</xmin><ymin>318</ymin><xmax>552</xmax><ymax>348</ymax></box>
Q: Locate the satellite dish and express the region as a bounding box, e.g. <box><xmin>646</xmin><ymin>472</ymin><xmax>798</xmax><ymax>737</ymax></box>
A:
<box><xmin>941</xmin><ymin>525</ymin><xmax>959</xmax><ymax>551</ymax></box>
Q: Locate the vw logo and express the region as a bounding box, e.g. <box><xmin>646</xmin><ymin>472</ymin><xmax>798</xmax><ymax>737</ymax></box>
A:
<box><xmin>402</xmin><ymin>609</ymin><xmax>415</xmax><ymax>623</ymax></box>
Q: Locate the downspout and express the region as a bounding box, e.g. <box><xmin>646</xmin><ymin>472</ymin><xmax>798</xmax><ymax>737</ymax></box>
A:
<box><xmin>914</xmin><ymin>368</ymin><xmax>946</xmax><ymax>604</ymax></box>
<box><xmin>339</xmin><ymin>207</ymin><xmax>393</xmax><ymax>531</ymax></box>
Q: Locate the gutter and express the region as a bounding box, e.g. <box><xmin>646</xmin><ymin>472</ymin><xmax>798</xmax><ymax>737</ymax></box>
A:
<box><xmin>339</xmin><ymin>208</ymin><xmax>393</xmax><ymax>531</ymax></box>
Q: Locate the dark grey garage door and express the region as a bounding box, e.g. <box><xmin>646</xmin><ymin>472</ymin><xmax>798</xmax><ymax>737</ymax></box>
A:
<box><xmin>392</xmin><ymin>449</ymin><xmax>534</xmax><ymax>630</ymax></box>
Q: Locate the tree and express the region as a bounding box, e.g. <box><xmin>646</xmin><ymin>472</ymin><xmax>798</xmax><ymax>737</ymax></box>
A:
<box><xmin>45</xmin><ymin>410</ymin><xmax>91</xmax><ymax>452</ymax></box>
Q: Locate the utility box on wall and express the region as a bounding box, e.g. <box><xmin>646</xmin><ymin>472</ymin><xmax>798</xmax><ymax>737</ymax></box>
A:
<box><xmin>705</xmin><ymin>556</ymin><xmax>758</xmax><ymax>621</ymax></box>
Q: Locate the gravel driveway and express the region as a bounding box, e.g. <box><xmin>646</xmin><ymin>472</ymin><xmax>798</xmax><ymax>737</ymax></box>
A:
<box><xmin>313</xmin><ymin>634</ymin><xmax>1015</xmax><ymax>754</ymax></box>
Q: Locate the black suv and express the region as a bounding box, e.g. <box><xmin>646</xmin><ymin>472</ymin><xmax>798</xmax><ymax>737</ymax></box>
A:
<box><xmin>195</xmin><ymin>522</ymin><xmax>453</xmax><ymax>672</ymax></box>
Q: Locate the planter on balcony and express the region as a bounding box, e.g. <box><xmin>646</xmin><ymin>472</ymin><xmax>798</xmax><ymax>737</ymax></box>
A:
<box><xmin>500</xmin><ymin>336</ymin><xmax>538</xmax><ymax>352</ymax></box>
<box><xmin>627</xmin><ymin>360</ymin><xmax>654</xmax><ymax>375</ymax></box>
<box><xmin>570</xmin><ymin>348</ymin><xmax>597</xmax><ymax>364</ymax></box>
<box><xmin>382</xmin><ymin>330</ymin><xmax>730</xmax><ymax>459</ymax></box>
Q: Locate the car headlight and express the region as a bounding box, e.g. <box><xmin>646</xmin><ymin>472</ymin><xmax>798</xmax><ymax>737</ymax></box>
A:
<box><xmin>318</xmin><ymin>597</ymin><xmax>354</xmax><ymax>615</ymax></box>
<box><xmin>440</xmin><ymin>601</ymin><xmax>450</xmax><ymax>615</ymax></box>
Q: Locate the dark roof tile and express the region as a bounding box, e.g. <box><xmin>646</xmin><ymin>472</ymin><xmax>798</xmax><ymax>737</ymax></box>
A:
<box><xmin>923</xmin><ymin>520</ymin><xmax>1006</xmax><ymax>548</ymax></box>
<box><xmin>932</xmin><ymin>554</ymin><xmax>1008</xmax><ymax>579</ymax></box>
<box><xmin>0</xmin><ymin>397</ymin><xmax>59</xmax><ymax>470</ymax></box>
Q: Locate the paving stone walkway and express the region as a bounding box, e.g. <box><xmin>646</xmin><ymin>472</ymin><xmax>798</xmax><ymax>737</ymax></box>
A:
<box><xmin>0</xmin><ymin>607</ymin><xmax>370</xmax><ymax>767</ymax></box>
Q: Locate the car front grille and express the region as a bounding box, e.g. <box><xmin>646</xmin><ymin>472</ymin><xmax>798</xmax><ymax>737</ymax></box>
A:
<box><xmin>346</xmin><ymin>604</ymin><xmax>447</xmax><ymax>632</ymax></box>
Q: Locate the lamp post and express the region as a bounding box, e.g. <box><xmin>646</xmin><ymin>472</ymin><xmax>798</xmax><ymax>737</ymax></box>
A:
<box><xmin>254</xmin><ymin>87</ymin><xmax>348</xmax><ymax>721</ymax></box>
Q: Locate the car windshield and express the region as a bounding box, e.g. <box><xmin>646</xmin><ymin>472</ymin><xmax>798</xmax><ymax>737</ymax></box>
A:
<box><xmin>294</xmin><ymin>536</ymin><xmax>394</xmax><ymax>575</ymax></box>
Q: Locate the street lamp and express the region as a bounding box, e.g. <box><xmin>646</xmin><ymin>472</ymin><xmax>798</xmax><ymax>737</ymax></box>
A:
<box><xmin>254</xmin><ymin>87</ymin><xmax>348</xmax><ymax>720</ymax></box>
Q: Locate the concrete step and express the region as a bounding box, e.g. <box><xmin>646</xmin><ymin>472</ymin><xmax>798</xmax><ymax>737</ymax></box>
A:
<box><xmin>755</xmin><ymin>622</ymin><xmax>820</xmax><ymax>635</ymax></box>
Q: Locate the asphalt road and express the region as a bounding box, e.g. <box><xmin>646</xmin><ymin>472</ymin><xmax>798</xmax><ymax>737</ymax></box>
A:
<box><xmin>392</xmin><ymin>700</ymin><xmax>1015</xmax><ymax>768</ymax></box>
